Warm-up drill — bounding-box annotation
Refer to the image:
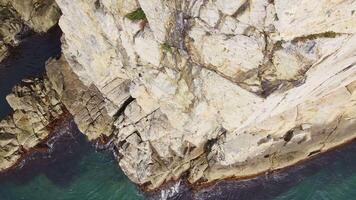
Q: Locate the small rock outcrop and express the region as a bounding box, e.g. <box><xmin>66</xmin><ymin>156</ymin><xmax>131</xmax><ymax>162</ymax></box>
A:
<box><xmin>0</xmin><ymin>56</ymin><xmax>114</xmax><ymax>171</ymax></box>
<box><xmin>0</xmin><ymin>76</ymin><xmax>66</xmax><ymax>170</ymax></box>
<box><xmin>0</xmin><ymin>0</ymin><xmax>60</xmax><ymax>61</ymax></box>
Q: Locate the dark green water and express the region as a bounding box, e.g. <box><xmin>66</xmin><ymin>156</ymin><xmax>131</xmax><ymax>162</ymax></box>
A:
<box><xmin>0</xmin><ymin>26</ymin><xmax>355</xmax><ymax>200</ymax></box>
<box><xmin>275</xmin><ymin>168</ymin><xmax>356</xmax><ymax>200</ymax></box>
<box><xmin>0</xmin><ymin>136</ymin><xmax>355</xmax><ymax>200</ymax></box>
<box><xmin>273</xmin><ymin>148</ymin><xmax>356</xmax><ymax>200</ymax></box>
<box><xmin>0</xmin><ymin>119</ymin><xmax>145</xmax><ymax>200</ymax></box>
<box><xmin>0</xmin><ymin>26</ymin><xmax>62</xmax><ymax>119</ymax></box>
<box><xmin>0</xmin><ymin>148</ymin><xmax>144</xmax><ymax>200</ymax></box>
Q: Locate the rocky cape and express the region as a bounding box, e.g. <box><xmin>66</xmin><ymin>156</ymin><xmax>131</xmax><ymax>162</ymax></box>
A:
<box><xmin>0</xmin><ymin>0</ymin><xmax>356</xmax><ymax>193</ymax></box>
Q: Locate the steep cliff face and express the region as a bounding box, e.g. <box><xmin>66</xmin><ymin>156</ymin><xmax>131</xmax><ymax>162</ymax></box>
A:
<box><xmin>0</xmin><ymin>0</ymin><xmax>60</xmax><ymax>61</ymax></box>
<box><xmin>54</xmin><ymin>0</ymin><xmax>356</xmax><ymax>190</ymax></box>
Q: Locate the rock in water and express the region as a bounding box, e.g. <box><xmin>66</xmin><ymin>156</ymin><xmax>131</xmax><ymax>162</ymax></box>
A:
<box><xmin>0</xmin><ymin>0</ymin><xmax>61</xmax><ymax>62</ymax></box>
<box><xmin>0</xmin><ymin>76</ymin><xmax>66</xmax><ymax>171</ymax></box>
<box><xmin>0</xmin><ymin>56</ymin><xmax>114</xmax><ymax>171</ymax></box>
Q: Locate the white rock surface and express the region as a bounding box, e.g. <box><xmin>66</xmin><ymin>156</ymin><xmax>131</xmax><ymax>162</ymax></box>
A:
<box><xmin>55</xmin><ymin>0</ymin><xmax>356</xmax><ymax>190</ymax></box>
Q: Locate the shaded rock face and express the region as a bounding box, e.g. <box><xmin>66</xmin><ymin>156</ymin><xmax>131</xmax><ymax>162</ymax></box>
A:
<box><xmin>45</xmin><ymin>57</ymin><xmax>115</xmax><ymax>141</ymax></box>
<box><xmin>0</xmin><ymin>0</ymin><xmax>60</xmax><ymax>62</ymax></box>
<box><xmin>54</xmin><ymin>0</ymin><xmax>356</xmax><ymax>190</ymax></box>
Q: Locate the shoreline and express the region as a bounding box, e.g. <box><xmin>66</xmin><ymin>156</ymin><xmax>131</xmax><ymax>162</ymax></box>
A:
<box><xmin>144</xmin><ymin>136</ymin><xmax>356</xmax><ymax>197</ymax></box>
<box><xmin>0</xmin><ymin>25</ymin><xmax>354</xmax><ymax>197</ymax></box>
<box><xmin>190</xmin><ymin>137</ymin><xmax>356</xmax><ymax>191</ymax></box>
<box><xmin>0</xmin><ymin>110</ymin><xmax>72</xmax><ymax>175</ymax></box>
<box><xmin>0</xmin><ymin>110</ymin><xmax>355</xmax><ymax>199</ymax></box>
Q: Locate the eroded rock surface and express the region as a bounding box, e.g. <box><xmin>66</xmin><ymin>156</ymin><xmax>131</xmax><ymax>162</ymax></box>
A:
<box><xmin>54</xmin><ymin>0</ymin><xmax>356</xmax><ymax>190</ymax></box>
<box><xmin>1</xmin><ymin>0</ymin><xmax>354</xmax><ymax>191</ymax></box>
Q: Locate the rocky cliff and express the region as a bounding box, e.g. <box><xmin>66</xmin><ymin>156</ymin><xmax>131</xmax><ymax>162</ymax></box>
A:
<box><xmin>53</xmin><ymin>0</ymin><xmax>356</xmax><ymax>190</ymax></box>
<box><xmin>1</xmin><ymin>0</ymin><xmax>356</xmax><ymax>192</ymax></box>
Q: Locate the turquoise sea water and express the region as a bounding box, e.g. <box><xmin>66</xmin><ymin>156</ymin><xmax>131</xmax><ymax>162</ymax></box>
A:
<box><xmin>0</xmin><ymin>146</ymin><xmax>144</xmax><ymax>200</ymax></box>
<box><xmin>0</xmin><ymin>119</ymin><xmax>145</xmax><ymax>200</ymax></box>
<box><xmin>0</xmin><ymin>136</ymin><xmax>355</xmax><ymax>200</ymax></box>
<box><xmin>275</xmin><ymin>168</ymin><xmax>356</xmax><ymax>200</ymax></box>
<box><xmin>273</xmin><ymin>146</ymin><xmax>356</xmax><ymax>200</ymax></box>
<box><xmin>0</xmin><ymin>147</ymin><xmax>144</xmax><ymax>200</ymax></box>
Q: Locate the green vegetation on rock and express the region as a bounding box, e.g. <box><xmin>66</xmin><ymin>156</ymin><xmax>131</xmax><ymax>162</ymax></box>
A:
<box><xmin>161</xmin><ymin>42</ymin><xmax>173</xmax><ymax>53</ymax></box>
<box><xmin>125</xmin><ymin>8</ymin><xmax>146</xmax><ymax>21</ymax></box>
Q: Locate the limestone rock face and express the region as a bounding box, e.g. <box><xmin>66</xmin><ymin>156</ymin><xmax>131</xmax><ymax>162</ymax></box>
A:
<box><xmin>0</xmin><ymin>77</ymin><xmax>65</xmax><ymax>171</ymax></box>
<box><xmin>0</xmin><ymin>0</ymin><xmax>61</xmax><ymax>62</ymax></box>
<box><xmin>55</xmin><ymin>0</ymin><xmax>356</xmax><ymax>190</ymax></box>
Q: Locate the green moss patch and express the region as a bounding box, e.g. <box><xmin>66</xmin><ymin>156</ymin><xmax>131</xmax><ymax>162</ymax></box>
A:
<box><xmin>161</xmin><ymin>43</ymin><xmax>173</xmax><ymax>53</ymax></box>
<box><xmin>125</xmin><ymin>8</ymin><xmax>146</xmax><ymax>21</ymax></box>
